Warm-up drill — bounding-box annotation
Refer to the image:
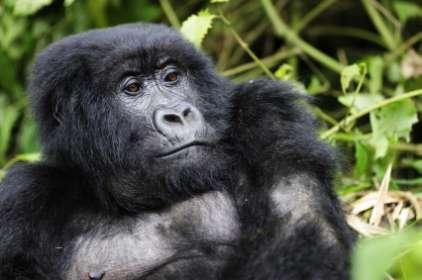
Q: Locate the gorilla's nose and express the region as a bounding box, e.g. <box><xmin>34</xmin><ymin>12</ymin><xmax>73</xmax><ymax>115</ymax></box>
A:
<box><xmin>153</xmin><ymin>103</ymin><xmax>204</xmax><ymax>140</ymax></box>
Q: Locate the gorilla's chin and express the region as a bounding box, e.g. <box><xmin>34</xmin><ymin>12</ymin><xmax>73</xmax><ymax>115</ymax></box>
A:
<box><xmin>158</xmin><ymin>147</ymin><xmax>235</xmax><ymax>195</ymax></box>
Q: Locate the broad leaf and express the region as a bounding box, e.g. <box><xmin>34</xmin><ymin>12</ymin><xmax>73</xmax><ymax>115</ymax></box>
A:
<box><xmin>341</xmin><ymin>63</ymin><xmax>366</xmax><ymax>93</ymax></box>
<box><xmin>354</xmin><ymin>140</ymin><xmax>370</xmax><ymax>178</ymax></box>
<box><xmin>368</xmin><ymin>56</ymin><xmax>383</xmax><ymax>94</ymax></box>
<box><xmin>275</xmin><ymin>64</ymin><xmax>293</xmax><ymax>81</ymax></box>
<box><xmin>338</xmin><ymin>94</ymin><xmax>383</xmax><ymax>115</ymax></box>
<box><xmin>370</xmin><ymin>99</ymin><xmax>418</xmax><ymax>158</ymax></box>
<box><xmin>64</xmin><ymin>0</ymin><xmax>75</xmax><ymax>7</ymax></box>
<box><xmin>0</xmin><ymin>97</ymin><xmax>19</xmax><ymax>165</ymax></box>
<box><xmin>352</xmin><ymin>230</ymin><xmax>422</xmax><ymax>280</ymax></box>
<box><xmin>393</xmin><ymin>1</ymin><xmax>422</xmax><ymax>23</ymax></box>
<box><xmin>180</xmin><ymin>10</ymin><xmax>215</xmax><ymax>48</ymax></box>
<box><xmin>14</xmin><ymin>0</ymin><xmax>53</xmax><ymax>16</ymax></box>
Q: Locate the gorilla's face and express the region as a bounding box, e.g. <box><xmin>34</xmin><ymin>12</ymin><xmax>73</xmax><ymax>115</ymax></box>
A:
<box><xmin>30</xmin><ymin>24</ymin><xmax>234</xmax><ymax>210</ymax></box>
<box><xmin>99</xmin><ymin>33</ymin><xmax>233</xmax><ymax>180</ymax></box>
<box><xmin>113</xmin><ymin>55</ymin><xmax>224</xmax><ymax>172</ymax></box>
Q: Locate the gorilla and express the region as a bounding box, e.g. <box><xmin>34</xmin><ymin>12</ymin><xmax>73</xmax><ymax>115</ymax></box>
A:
<box><xmin>0</xmin><ymin>24</ymin><xmax>354</xmax><ymax>280</ymax></box>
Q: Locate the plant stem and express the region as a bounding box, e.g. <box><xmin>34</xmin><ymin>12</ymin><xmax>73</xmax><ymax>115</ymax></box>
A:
<box><xmin>314</xmin><ymin>108</ymin><xmax>338</xmax><ymax>126</ymax></box>
<box><xmin>392</xmin><ymin>143</ymin><xmax>422</xmax><ymax>156</ymax></box>
<box><xmin>222</xmin><ymin>48</ymin><xmax>300</xmax><ymax>77</ymax></box>
<box><xmin>321</xmin><ymin>89</ymin><xmax>422</xmax><ymax>139</ymax></box>
<box><xmin>361</xmin><ymin>0</ymin><xmax>396</xmax><ymax>50</ymax></box>
<box><xmin>219</xmin><ymin>13</ymin><xmax>276</xmax><ymax>80</ymax></box>
<box><xmin>295</xmin><ymin>0</ymin><xmax>336</xmax><ymax>32</ymax></box>
<box><xmin>261</xmin><ymin>0</ymin><xmax>344</xmax><ymax>73</ymax></box>
<box><xmin>308</xmin><ymin>26</ymin><xmax>385</xmax><ymax>47</ymax></box>
<box><xmin>386</xmin><ymin>32</ymin><xmax>422</xmax><ymax>63</ymax></box>
<box><xmin>159</xmin><ymin>0</ymin><xmax>180</xmax><ymax>29</ymax></box>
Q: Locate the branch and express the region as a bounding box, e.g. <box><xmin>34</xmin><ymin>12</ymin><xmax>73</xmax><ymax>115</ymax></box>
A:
<box><xmin>361</xmin><ymin>0</ymin><xmax>396</xmax><ymax>50</ymax></box>
<box><xmin>260</xmin><ymin>0</ymin><xmax>344</xmax><ymax>73</ymax></box>
<box><xmin>219</xmin><ymin>13</ymin><xmax>276</xmax><ymax>80</ymax></box>
<box><xmin>159</xmin><ymin>0</ymin><xmax>180</xmax><ymax>28</ymax></box>
<box><xmin>321</xmin><ymin>89</ymin><xmax>422</xmax><ymax>139</ymax></box>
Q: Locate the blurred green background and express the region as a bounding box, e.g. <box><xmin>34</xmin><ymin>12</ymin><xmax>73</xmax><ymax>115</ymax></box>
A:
<box><xmin>1</xmin><ymin>0</ymin><xmax>422</xmax><ymax>279</ymax></box>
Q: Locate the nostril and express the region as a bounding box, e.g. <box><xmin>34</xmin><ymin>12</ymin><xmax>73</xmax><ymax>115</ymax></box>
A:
<box><xmin>182</xmin><ymin>107</ymin><xmax>191</xmax><ymax>118</ymax></box>
<box><xmin>164</xmin><ymin>114</ymin><xmax>182</xmax><ymax>124</ymax></box>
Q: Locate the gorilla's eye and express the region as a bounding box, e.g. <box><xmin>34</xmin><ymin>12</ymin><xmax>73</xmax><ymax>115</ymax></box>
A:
<box><xmin>164</xmin><ymin>71</ymin><xmax>179</xmax><ymax>83</ymax></box>
<box><xmin>124</xmin><ymin>79</ymin><xmax>142</xmax><ymax>95</ymax></box>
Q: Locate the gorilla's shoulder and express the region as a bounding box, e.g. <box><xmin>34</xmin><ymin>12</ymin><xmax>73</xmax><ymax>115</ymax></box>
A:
<box><xmin>231</xmin><ymin>78</ymin><xmax>316</xmax><ymax>129</ymax></box>
<box><xmin>0</xmin><ymin>163</ymin><xmax>62</xmax><ymax>203</ymax></box>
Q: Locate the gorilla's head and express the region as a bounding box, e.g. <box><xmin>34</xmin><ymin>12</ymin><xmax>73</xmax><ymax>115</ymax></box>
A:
<box><xmin>29</xmin><ymin>24</ymin><xmax>235</xmax><ymax>211</ymax></box>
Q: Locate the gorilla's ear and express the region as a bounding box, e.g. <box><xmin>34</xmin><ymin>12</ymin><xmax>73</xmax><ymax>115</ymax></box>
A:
<box><xmin>51</xmin><ymin>93</ymin><xmax>63</xmax><ymax>126</ymax></box>
<box><xmin>28</xmin><ymin>41</ymin><xmax>90</xmax><ymax>133</ymax></box>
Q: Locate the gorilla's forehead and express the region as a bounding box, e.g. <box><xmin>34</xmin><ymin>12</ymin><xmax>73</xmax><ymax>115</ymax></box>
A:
<box><xmin>67</xmin><ymin>24</ymin><xmax>208</xmax><ymax>74</ymax></box>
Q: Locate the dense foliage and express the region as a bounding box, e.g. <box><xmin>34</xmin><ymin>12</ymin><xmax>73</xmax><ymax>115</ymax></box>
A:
<box><xmin>0</xmin><ymin>0</ymin><xmax>421</xmax><ymax>279</ymax></box>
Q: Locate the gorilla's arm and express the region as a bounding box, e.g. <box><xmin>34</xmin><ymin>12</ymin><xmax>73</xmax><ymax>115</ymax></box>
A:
<box><xmin>0</xmin><ymin>164</ymin><xmax>61</xmax><ymax>279</ymax></box>
<box><xmin>226</xmin><ymin>79</ymin><xmax>355</xmax><ymax>280</ymax></box>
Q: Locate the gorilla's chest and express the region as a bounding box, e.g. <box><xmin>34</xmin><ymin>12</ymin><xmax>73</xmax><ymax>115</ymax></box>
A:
<box><xmin>65</xmin><ymin>191</ymin><xmax>239</xmax><ymax>280</ymax></box>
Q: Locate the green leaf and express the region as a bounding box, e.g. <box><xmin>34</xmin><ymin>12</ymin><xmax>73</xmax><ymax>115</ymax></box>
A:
<box><xmin>10</xmin><ymin>153</ymin><xmax>41</xmax><ymax>163</ymax></box>
<box><xmin>275</xmin><ymin>64</ymin><xmax>293</xmax><ymax>81</ymax></box>
<box><xmin>307</xmin><ymin>76</ymin><xmax>327</xmax><ymax>95</ymax></box>
<box><xmin>0</xmin><ymin>97</ymin><xmax>19</xmax><ymax>165</ymax></box>
<box><xmin>354</xmin><ymin>140</ymin><xmax>370</xmax><ymax>177</ymax></box>
<box><xmin>393</xmin><ymin>1</ymin><xmax>422</xmax><ymax>23</ymax></box>
<box><xmin>18</xmin><ymin>116</ymin><xmax>40</xmax><ymax>154</ymax></box>
<box><xmin>367</xmin><ymin>56</ymin><xmax>383</xmax><ymax>94</ymax></box>
<box><xmin>370</xmin><ymin>99</ymin><xmax>418</xmax><ymax>158</ymax></box>
<box><xmin>352</xmin><ymin>230</ymin><xmax>422</xmax><ymax>280</ymax></box>
<box><xmin>338</xmin><ymin>94</ymin><xmax>384</xmax><ymax>115</ymax></box>
<box><xmin>387</xmin><ymin>62</ymin><xmax>402</xmax><ymax>83</ymax></box>
<box><xmin>340</xmin><ymin>63</ymin><xmax>367</xmax><ymax>93</ymax></box>
<box><xmin>13</xmin><ymin>0</ymin><xmax>54</xmax><ymax>16</ymax></box>
<box><xmin>180</xmin><ymin>10</ymin><xmax>215</xmax><ymax>48</ymax></box>
<box><xmin>64</xmin><ymin>0</ymin><xmax>76</xmax><ymax>7</ymax></box>
<box><xmin>211</xmin><ymin>0</ymin><xmax>229</xmax><ymax>3</ymax></box>
<box><xmin>404</xmin><ymin>159</ymin><xmax>422</xmax><ymax>174</ymax></box>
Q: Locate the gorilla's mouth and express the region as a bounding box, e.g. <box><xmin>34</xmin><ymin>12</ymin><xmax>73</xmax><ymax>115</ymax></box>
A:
<box><xmin>157</xmin><ymin>141</ymin><xmax>211</xmax><ymax>158</ymax></box>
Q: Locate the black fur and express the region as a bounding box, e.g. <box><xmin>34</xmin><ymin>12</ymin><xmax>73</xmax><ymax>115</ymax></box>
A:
<box><xmin>0</xmin><ymin>24</ymin><xmax>354</xmax><ymax>279</ymax></box>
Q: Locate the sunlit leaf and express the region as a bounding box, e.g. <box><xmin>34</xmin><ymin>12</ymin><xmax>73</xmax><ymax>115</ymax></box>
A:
<box><xmin>338</xmin><ymin>94</ymin><xmax>384</xmax><ymax>114</ymax></box>
<box><xmin>13</xmin><ymin>0</ymin><xmax>53</xmax><ymax>16</ymax></box>
<box><xmin>307</xmin><ymin>76</ymin><xmax>327</xmax><ymax>95</ymax></box>
<box><xmin>211</xmin><ymin>0</ymin><xmax>229</xmax><ymax>3</ymax></box>
<box><xmin>368</xmin><ymin>56</ymin><xmax>383</xmax><ymax>94</ymax></box>
<box><xmin>64</xmin><ymin>0</ymin><xmax>75</xmax><ymax>7</ymax></box>
<box><xmin>354</xmin><ymin>140</ymin><xmax>370</xmax><ymax>178</ymax></box>
<box><xmin>341</xmin><ymin>63</ymin><xmax>366</xmax><ymax>93</ymax></box>
<box><xmin>370</xmin><ymin>99</ymin><xmax>418</xmax><ymax>158</ymax></box>
<box><xmin>0</xmin><ymin>97</ymin><xmax>19</xmax><ymax>165</ymax></box>
<box><xmin>180</xmin><ymin>10</ymin><xmax>215</xmax><ymax>48</ymax></box>
<box><xmin>393</xmin><ymin>1</ymin><xmax>422</xmax><ymax>23</ymax></box>
<box><xmin>387</xmin><ymin>62</ymin><xmax>402</xmax><ymax>83</ymax></box>
<box><xmin>352</xmin><ymin>230</ymin><xmax>422</xmax><ymax>280</ymax></box>
<box><xmin>18</xmin><ymin>116</ymin><xmax>40</xmax><ymax>154</ymax></box>
<box><xmin>275</xmin><ymin>64</ymin><xmax>293</xmax><ymax>81</ymax></box>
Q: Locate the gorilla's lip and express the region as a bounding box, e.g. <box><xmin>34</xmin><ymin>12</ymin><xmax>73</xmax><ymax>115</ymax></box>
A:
<box><xmin>156</xmin><ymin>141</ymin><xmax>211</xmax><ymax>158</ymax></box>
